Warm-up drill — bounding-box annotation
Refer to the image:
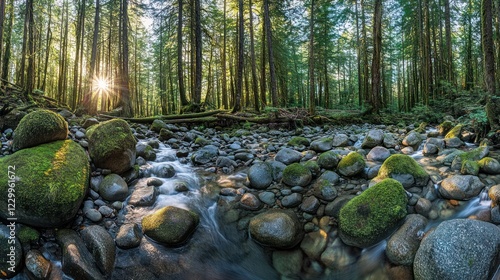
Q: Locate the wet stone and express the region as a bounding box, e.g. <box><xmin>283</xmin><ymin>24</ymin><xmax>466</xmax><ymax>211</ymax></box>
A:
<box><xmin>258</xmin><ymin>192</ymin><xmax>276</xmax><ymax>205</ymax></box>
<box><xmin>240</xmin><ymin>193</ymin><xmax>262</xmax><ymax>210</ymax></box>
<box><xmin>300</xmin><ymin>196</ymin><xmax>321</xmax><ymax>214</ymax></box>
<box><xmin>115</xmin><ymin>224</ymin><xmax>142</xmax><ymax>249</ymax></box>
<box><xmin>281</xmin><ymin>193</ymin><xmax>303</xmax><ymax>208</ymax></box>
<box><xmin>129</xmin><ymin>185</ymin><xmax>157</xmax><ymax>207</ymax></box>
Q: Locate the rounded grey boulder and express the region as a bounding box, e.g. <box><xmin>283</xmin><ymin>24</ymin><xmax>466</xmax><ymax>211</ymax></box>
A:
<box><xmin>249</xmin><ymin>209</ymin><xmax>303</xmax><ymax>249</ymax></box>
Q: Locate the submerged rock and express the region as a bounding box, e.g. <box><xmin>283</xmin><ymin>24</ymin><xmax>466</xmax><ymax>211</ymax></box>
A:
<box><xmin>249</xmin><ymin>209</ymin><xmax>303</xmax><ymax>249</ymax></box>
<box><xmin>339</xmin><ymin>178</ymin><xmax>408</xmax><ymax>248</ymax></box>
<box><xmin>414</xmin><ymin>219</ymin><xmax>500</xmax><ymax>280</ymax></box>
<box><xmin>142</xmin><ymin>206</ymin><xmax>199</xmax><ymax>246</ymax></box>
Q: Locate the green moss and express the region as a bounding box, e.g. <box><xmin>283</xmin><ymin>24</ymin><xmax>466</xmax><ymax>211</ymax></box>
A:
<box><xmin>317</xmin><ymin>151</ymin><xmax>341</xmax><ymax>170</ymax></box>
<box><xmin>478</xmin><ymin>157</ymin><xmax>496</xmax><ymax>168</ymax></box>
<box><xmin>86</xmin><ymin>119</ymin><xmax>136</xmax><ymax>173</ymax></box>
<box><xmin>413</xmin><ymin>122</ymin><xmax>428</xmax><ymax>133</ymax></box>
<box><xmin>302</xmin><ymin>160</ymin><xmax>320</xmax><ymax>177</ymax></box>
<box><xmin>458</xmin><ymin>146</ymin><xmax>488</xmax><ymax>162</ymax></box>
<box><xmin>282</xmin><ymin>163</ymin><xmax>312</xmax><ymax>187</ymax></box>
<box><xmin>445</xmin><ymin>124</ymin><xmax>463</xmax><ymax>139</ymax></box>
<box><xmin>375</xmin><ymin>154</ymin><xmax>429</xmax><ymax>187</ymax></box>
<box><xmin>194</xmin><ymin>137</ymin><xmax>210</xmax><ymax>146</ymax></box>
<box><xmin>288</xmin><ymin>137</ymin><xmax>310</xmax><ymax>147</ymax></box>
<box><xmin>439</xmin><ymin>121</ymin><xmax>454</xmax><ymax>135</ymax></box>
<box><xmin>142</xmin><ymin>206</ymin><xmax>199</xmax><ymax>245</ymax></box>
<box><xmin>13</xmin><ymin>109</ymin><xmax>68</xmax><ymax>150</ymax></box>
<box><xmin>338</xmin><ymin>152</ymin><xmax>365</xmax><ymax>170</ymax></box>
<box><xmin>0</xmin><ymin>140</ymin><xmax>89</xmax><ymax>227</ymax></box>
<box><xmin>461</xmin><ymin>160</ymin><xmax>479</xmax><ymax>175</ymax></box>
<box><xmin>339</xmin><ymin>178</ymin><xmax>407</xmax><ymax>247</ymax></box>
<box><xmin>17</xmin><ymin>226</ymin><xmax>40</xmax><ymax>244</ymax></box>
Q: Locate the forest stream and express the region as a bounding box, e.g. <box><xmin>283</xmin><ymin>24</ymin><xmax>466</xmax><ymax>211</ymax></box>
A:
<box><xmin>1</xmin><ymin>110</ymin><xmax>500</xmax><ymax>280</ymax></box>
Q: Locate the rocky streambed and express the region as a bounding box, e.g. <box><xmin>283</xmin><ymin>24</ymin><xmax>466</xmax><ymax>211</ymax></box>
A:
<box><xmin>1</xmin><ymin>110</ymin><xmax>500</xmax><ymax>280</ymax></box>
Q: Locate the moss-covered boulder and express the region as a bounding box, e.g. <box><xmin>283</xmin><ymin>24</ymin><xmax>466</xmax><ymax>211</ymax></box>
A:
<box><xmin>288</xmin><ymin>136</ymin><xmax>310</xmax><ymax>147</ymax></box>
<box><xmin>282</xmin><ymin>163</ymin><xmax>312</xmax><ymax>187</ymax></box>
<box><xmin>12</xmin><ymin>109</ymin><xmax>68</xmax><ymax>150</ymax></box>
<box><xmin>249</xmin><ymin>209</ymin><xmax>303</xmax><ymax>249</ymax></box>
<box><xmin>361</xmin><ymin>129</ymin><xmax>384</xmax><ymax>149</ymax></box>
<box><xmin>310</xmin><ymin>137</ymin><xmax>333</xmax><ymax>152</ymax></box>
<box><xmin>317</xmin><ymin>151</ymin><xmax>341</xmax><ymax>170</ymax></box>
<box><xmin>444</xmin><ymin>124</ymin><xmax>463</xmax><ymax>139</ymax></box>
<box><xmin>86</xmin><ymin>119</ymin><xmax>137</xmax><ymax>174</ymax></box>
<box><xmin>338</xmin><ymin>178</ymin><xmax>408</xmax><ymax>248</ymax></box>
<box><xmin>0</xmin><ymin>140</ymin><xmax>89</xmax><ymax>227</ymax></box>
<box><xmin>451</xmin><ymin>146</ymin><xmax>489</xmax><ymax>171</ymax></box>
<box><xmin>478</xmin><ymin>157</ymin><xmax>500</xmax><ymax>174</ymax></box>
<box><xmin>150</xmin><ymin>119</ymin><xmax>168</xmax><ymax>133</ymax></box>
<box><xmin>142</xmin><ymin>206</ymin><xmax>199</xmax><ymax>246</ymax></box>
<box><xmin>438</xmin><ymin>120</ymin><xmax>454</xmax><ymax>136</ymax></box>
<box><xmin>337</xmin><ymin>152</ymin><xmax>365</xmax><ymax>177</ymax></box>
<box><xmin>375</xmin><ymin>154</ymin><xmax>429</xmax><ymax>188</ymax></box>
<box><xmin>460</xmin><ymin>160</ymin><xmax>479</xmax><ymax>176</ymax></box>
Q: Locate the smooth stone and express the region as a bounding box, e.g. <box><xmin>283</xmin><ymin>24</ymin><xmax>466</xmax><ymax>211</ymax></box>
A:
<box><xmin>300</xmin><ymin>230</ymin><xmax>328</xmax><ymax>260</ymax></box>
<box><xmin>281</xmin><ymin>193</ymin><xmax>303</xmax><ymax>208</ymax></box>
<box><xmin>439</xmin><ymin>175</ymin><xmax>485</xmax><ymax>200</ymax></box>
<box><xmin>115</xmin><ymin>224</ymin><xmax>142</xmax><ymax>249</ymax></box>
<box><xmin>249</xmin><ymin>209</ymin><xmax>304</xmax><ymax>249</ymax></box>
<box><xmin>240</xmin><ymin>193</ymin><xmax>262</xmax><ymax>210</ymax></box>
<box><xmin>25</xmin><ymin>249</ymin><xmax>52</xmax><ymax>280</ymax></box>
<box><xmin>300</xmin><ymin>196</ymin><xmax>321</xmax><ymax>214</ymax></box>
<box><xmin>386</xmin><ymin>214</ymin><xmax>428</xmax><ymax>265</ymax></box>
<box><xmin>258</xmin><ymin>192</ymin><xmax>276</xmax><ymax>205</ymax></box>
<box><xmin>80</xmin><ymin>225</ymin><xmax>116</xmax><ymax>277</ymax></box>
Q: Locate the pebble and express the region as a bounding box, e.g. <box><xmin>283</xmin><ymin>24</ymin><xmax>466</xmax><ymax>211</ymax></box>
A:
<box><xmin>85</xmin><ymin>209</ymin><xmax>102</xmax><ymax>222</ymax></box>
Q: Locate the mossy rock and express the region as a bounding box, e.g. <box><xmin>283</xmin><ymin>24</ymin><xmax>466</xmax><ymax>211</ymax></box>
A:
<box><xmin>13</xmin><ymin>109</ymin><xmax>68</xmax><ymax>150</ymax></box>
<box><xmin>282</xmin><ymin>163</ymin><xmax>312</xmax><ymax>187</ymax></box>
<box><xmin>375</xmin><ymin>154</ymin><xmax>429</xmax><ymax>188</ymax></box>
<box><xmin>337</xmin><ymin>152</ymin><xmax>365</xmax><ymax>177</ymax></box>
<box><xmin>478</xmin><ymin>157</ymin><xmax>500</xmax><ymax>174</ymax></box>
<box><xmin>451</xmin><ymin>146</ymin><xmax>489</xmax><ymax>171</ymax></box>
<box><xmin>142</xmin><ymin>206</ymin><xmax>199</xmax><ymax>246</ymax></box>
<box><xmin>0</xmin><ymin>140</ymin><xmax>89</xmax><ymax>227</ymax></box>
<box><xmin>444</xmin><ymin>124</ymin><xmax>463</xmax><ymax>139</ymax></box>
<box><xmin>413</xmin><ymin>122</ymin><xmax>428</xmax><ymax>133</ymax></box>
<box><xmin>303</xmin><ymin>160</ymin><xmax>321</xmax><ymax>177</ymax></box>
<box><xmin>18</xmin><ymin>226</ymin><xmax>40</xmax><ymax>244</ymax></box>
<box><xmin>288</xmin><ymin>137</ymin><xmax>310</xmax><ymax>147</ymax></box>
<box><xmin>460</xmin><ymin>160</ymin><xmax>479</xmax><ymax>176</ymax></box>
<box><xmin>194</xmin><ymin>137</ymin><xmax>210</xmax><ymax>146</ymax></box>
<box><xmin>86</xmin><ymin>119</ymin><xmax>137</xmax><ymax>174</ymax></box>
<box><xmin>438</xmin><ymin>121</ymin><xmax>454</xmax><ymax>136</ymax></box>
<box><xmin>317</xmin><ymin>151</ymin><xmax>341</xmax><ymax>170</ymax></box>
<box><xmin>338</xmin><ymin>178</ymin><xmax>408</xmax><ymax>248</ymax></box>
<box><xmin>150</xmin><ymin>119</ymin><xmax>168</xmax><ymax>133</ymax></box>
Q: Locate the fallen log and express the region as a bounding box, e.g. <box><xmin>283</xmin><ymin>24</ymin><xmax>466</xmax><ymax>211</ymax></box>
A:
<box><xmin>98</xmin><ymin>109</ymin><xmax>227</xmax><ymax>123</ymax></box>
<box><xmin>216</xmin><ymin>113</ymin><xmax>291</xmax><ymax>124</ymax></box>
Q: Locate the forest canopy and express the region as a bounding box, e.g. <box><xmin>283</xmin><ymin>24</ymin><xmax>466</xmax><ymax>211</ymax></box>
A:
<box><xmin>0</xmin><ymin>0</ymin><xmax>500</xmax><ymax>132</ymax></box>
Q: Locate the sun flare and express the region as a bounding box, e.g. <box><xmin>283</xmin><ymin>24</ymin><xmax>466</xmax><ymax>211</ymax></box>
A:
<box><xmin>95</xmin><ymin>78</ymin><xmax>109</xmax><ymax>92</ymax></box>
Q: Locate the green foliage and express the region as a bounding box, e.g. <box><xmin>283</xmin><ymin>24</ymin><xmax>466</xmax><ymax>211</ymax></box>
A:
<box><xmin>409</xmin><ymin>105</ymin><xmax>444</xmax><ymax>124</ymax></box>
<box><xmin>243</xmin><ymin>121</ymin><xmax>252</xmax><ymax>130</ymax></box>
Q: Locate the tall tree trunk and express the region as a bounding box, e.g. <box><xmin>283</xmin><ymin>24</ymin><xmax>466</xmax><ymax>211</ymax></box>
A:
<box><xmin>178</xmin><ymin>0</ymin><xmax>188</xmax><ymax>106</ymax></box>
<box><xmin>26</xmin><ymin>0</ymin><xmax>35</xmax><ymax>97</ymax></box>
<box><xmin>444</xmin><ymin>0</ymin><xmax>453</xmax><ymax>83</ymax></box>
<box><xmin>193</xmin><ymin>0</ymin><xmax>202</xmax><ymax>106</ymax></box>
<box><xmin>465</xmin><ymin>0</ymin><xmax>474</xmax><ymax>90</ymax></box>
<box><xmin>482</xmin><ymin>0</ymin><xmax>500</xmax><ymax>131</ymax></box>
<box><xmin>249</xmin><ymin>0</ymin><xmax>259</xmax><ymax>112</ymax></box>
<box><xmin>221</xmin><ymin>0</ymin><xmax>228</xmax><ymax>109</ymax></box>
<box><xmin>83</xmin><ymin>0</ymin><xmax>100</xmax><ymax>115</ymax></box>
<box><xmin>264</xmin><ymin>0</ymin><xmax>278</xmax><ymax>106</ymax></box>
<box><xmin>41</xmin><ymin>4</ymin><xmax>52</xmax><ymax>91</ymax></box>
<box><xmin>308</xmin><ymin>0</ymin><xmax>315</xmax><ymax>115</ymax></box>
<box><xmin>260</xmin><ymin>9</ymin><xmax>267</xmax><ymax>107</ymax></box>
<box><xmin>0</xmin><ymin>0</ymin><xmax>5</xmax><ymax>77</ymax></box>
<box><xmin>1</xmin><ymin>0</ymin><xmax>13</xmax><ymax>84</ymax></box>
<box><xmin>370</xmin><ymin>0</ymin><xmax>382</xmax><ymax>113</ymax></box>
<box><xmin>232</xmin><ymin>0</ymin><xmax>244</xmax><ymax>113</ymax></box>
<box><xmin>118</xmin><ymin>0</ymin><xmax>133</xmax><ymax>116</ymax></box>
<box><xmin>72</xmin><ymin>0</ymin><xmax>86</xmax><ymax>110</ymax></box>
<box><xmin>361</xmin><ymin>0</ymin><xmax>369</xmax><ymax>105</ymax></box>
<box><xmin>19</xmin><ymin>0</ymin><xmax>29</xmax><ymax>87</ymax></box>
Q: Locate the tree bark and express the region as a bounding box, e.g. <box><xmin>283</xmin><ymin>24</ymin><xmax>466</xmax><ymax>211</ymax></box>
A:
<box><xmin>264</xmin><ymin>0</ymin><xmax>278</xmax><ymax>106</ymax></box>
<box><xmin>1</xmin><ymin>0</ymin><xmax>12</xmax><ymax>84</ymax></box>
<box><xmin>118</xmin><ymin>0</ymin><xmax>133</xmax><ymax>117</ymax></box>
<box><xmin>482</xmin><ymin>0</ymin><xmax>500</xmax><ymax>131</ymax></box>
<box><xmin>370</xmin><ymin>0</ymin><xmax>382</xmax><ymax>113</ymax></box>
<box><xmin>0</xmin><ymin>0</ymin><xmax>5</xmax><ymax>76</ymax></box>
<box><xmin>308</xmin><ymin>0</ymin><xmax>315</xmax><ymax>115</ymax></box>
<box><xmin>193</xmin><ymin>0</ymin><xmax>202</xmax><ymax>106</ymax></box>
<box><xmin>249</xmin><ymin>0</ymin><xmax>259</xmax><ymax>112</ymax></box>
<box><xmin>178</xmin><ymin>0</ymin><xmax>188</xmax><ymax>106</ymax></box>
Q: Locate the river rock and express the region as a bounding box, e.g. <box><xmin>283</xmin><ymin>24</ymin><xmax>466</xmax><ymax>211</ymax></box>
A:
<box><xmin>272</xmin><ymin>249</ymin><xmax>303</xmax><ymax>277</ymax></box>
<box><xmin>426</xmin><ymin>137</ymin><xmax>445</xmax><ymax>150</ymax></box>
<box><xmin>0</xmin><ymin>140</ymin><xmax>89</xmax><ymax>227</ymax></box>
<box><xmin>423</xmin><ymin>143</ymin><xmax>438</xmax><ymax>155</ymax></box>
<box><xmin>136</xmin><ymin>142</ymin><xmax>156</xmax><ymax>161</ymax></box>
<box><xmin>216</xmin><ymin>156</ymin><xmax>237</xmax><ymax>168</ymax></box>
<box><xmin>332</xmin><ymin>134</ymin><xmax>349</xmax><ymax>147</ymax></box>
<box><xmin>129</xmin><ymin>183</ymin><xmax>157</xmax><ymax>207</ymax></box>
<box><xmin>478</xmin><ymin>157</ymin><xmax>500</xmax><ymax>174</ymax></box>
<box><xmin>82</xmin><ymin>117</ymin><xmax>99</xmax><ymax>129</ymax></box>
<box><xmin>56</xmin><ymin>229</ymin><xmax>105</xmax><ymax>280</ymax></box>
<box><xmin>361</xmin><ymin>129</ymin><xmax>384</xmax><ymax>148</ymax></box>
<box><xmin>366</xmin><ymin>146</ymin><xmax>391</xmax><ymax>162</ymax></box>
<box><xmin>142</xmin><ymin>206</ymin><xmax>199</xmax><ymax>246</ymax></box>
<box><xmin>270</xmin><ymin>161</ymin><xmax>286</xmax><ymax>181</ymax></box>
<box><xmin>460</xmin><ymin>160</ymin><xmax>479</xmax><ymax>175</ymax></box>
<box><xmin>240</xmin><ymin>193</ymin><xmax>262</xmax><ymax>210</ymax></box>
<box><xmin>300</xmin><ymin>230</ymin><xmax>328</xmax><ymax>260</ymax></box>
<box><xmin>383</xmin><ymin>133</ymin><xmax>398</xmax><ymax>148</ymax></box>
<box><xmin>25</xmin><ymin>249</ymin><xmax>52</xmax><ymax>280</ymax></box>
<box><xmin>0</xmin><ymin>225</ymin><xmax>22</xmax><ymax>278</ymax></box>
<box><xmin>451</xmin><ymin>146</ymin><xmax>489</xmax><ymax>170</ymax></box>
<box><xmin>317</xmin><ymin>151</ymin><xmax>341</xmax><ymax>170</ymax></box>
<box><xmin>438</xmin><ymin>175</ymin><xmax>484</xmax><ymax>200</ymax></box>
<box><xmin>281</xmin><ymin>193</ymin><xmax>303</xmax><ymax>208</ymax></box>
<box><xmin>258</xmin><ymin>192</ymin><xmax>276</xmax><ymax>205</ymax></box>
<box><xmin>12</xmin><ymin>109</ymin><xmax>68</xmax><ymax>150</ymax></box>
<box><xmin>115</xmin><ymin>224</ymin><xmax>142</xmax><ymax>249</ymax></box>
<box><xmin>248</xmin><ymin>162</ymin><xmax>273</xmax><ymax>189</ymax></box>
<box><xmin>339</xmin><ymin>178</ymin><xmax>408</xmax><ymax>248</ymax></box>
<box><xmin>310</xmin><ymin>137</ymin><xmax>333</xmax><ymax>152</ymax></box>
<box><xmin>300</xmin><ymin>196</ymin><xmax>321</xmax><ymax>214</ymax></box>
<box><xmin>320</xmin><ymin>238</ymin><xmax>358</xmax><ymax>270</ymax></box>
<box><xmin>438</xmin><ymin>120</ymin><xmax>454</xmax><ymax>136</ymax></box>
<box><xmin>324</xmin><ymin>195</ymin><xmax>355</xmax><ymax>218</ymax></box>
<box><xmin>489</xmin><ymin>185</ymin><xmax>500</xmax><ymax>207</ymax></box>
<box><xmin>337</xmin><ymin>152</ymin><xmax>365</xmax><ymax>177</ymax></box>
<box><xmin>288</xmin><ymin>136</ymin><xmax>310</xmax><ymax>147</ymax></box>
<box><xmin>159</xmin><ymin>128</ymin><xmax>175</xmax><ymax>141</ymax></box>
<box><xmin>275</xmin><ymin>148</ymin><xmax>302</xmax><ymax>165</ymax></box>
<box><xmin>312</xmin><ymin>172</ymin><xmax>339</xmax><ymax>201</ymax></box>
<box><xmin>87</xmin><ymin>119</ymin><xmax>137</xmax><ymax>174</ymax></box>
<box><xmin>374</xmin><ymin>154</ymin><xmax>429</xmax><ymax>188</ymax></box>
<box><xmin>191</xmin><ymin>145</ymin><xmax>218</xmax><ymax>164</ymax></box>
<box><xmin>386</xmin><ymin>214</ymin><xmax>428</xmax><ymax>265</ymax></box>
<box><xmin>414</xmin><ymin>219</ymin><xmax>500</xmax><ymax>280</ymax></box>
<box><xmin>80</xmin><ymin>225</ymin><xmax>116</xmax><ymax>277</ymax></box>
<box><xmin>99</xmin><ymin>174</ymin><xmax>129</xmax><ymax>201</ymax></box>
<box><xmin>282</xmin><ymin>163</ymin><xmax>312</xmax><ymax>187</ymax></box>
<box><xmin>150</xmin><ymin>119</ymin><xmax>168</xmax><ymax>133</ymax></box>
<box><xmin>444</xmin><ymin>137</ymin><xmax>463</xmax><ymax>148</ymax></box>
<box><xmin>249</xmin><ymin>209</ymin><xmax>303</xmax><ymax>249</ymax></box>
<box><xmin>402</xmin><ymin>131</ymin><xmax>422</xmax><ymax>147</ymax></box>
<box><xmin>444</xmin><ymin>124</ymin><xmax>463</xmax><ymax>139</ymax></box>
